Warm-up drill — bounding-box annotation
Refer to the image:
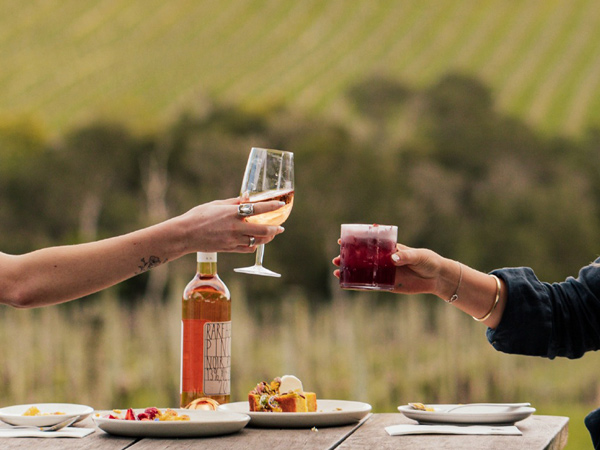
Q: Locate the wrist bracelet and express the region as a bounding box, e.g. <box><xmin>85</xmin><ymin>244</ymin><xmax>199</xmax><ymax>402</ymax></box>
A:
<box><xmin>473</xmin><ymin>274</ymin><xmax>501</xmax><ymax>322</ymax></box>
<box><xmin>446</xmin><ymin>261</ymin><xmax>462</xmax><ymax>303</ymax></box>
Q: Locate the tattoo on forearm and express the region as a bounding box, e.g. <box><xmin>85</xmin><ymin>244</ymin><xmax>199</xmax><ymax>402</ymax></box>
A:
<box><xmin>137</xmin><ymin>256</ymin><xmax>165</xmax><ymax>273</ymax></box>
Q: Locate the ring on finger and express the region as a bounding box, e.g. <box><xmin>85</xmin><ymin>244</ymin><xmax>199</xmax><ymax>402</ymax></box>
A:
<box><xmin>248</xmin><ymin>236</ymin><xmax>256</xmax><ymax>247</ymax></box>
<box><xmin>238</xmin><ymin>203</ymin><xmax>254</xmax><ymax>217</ymax></box>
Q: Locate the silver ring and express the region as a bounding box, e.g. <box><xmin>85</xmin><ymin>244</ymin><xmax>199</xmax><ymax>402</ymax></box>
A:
<box><xmin>238</xmin><ymin>203</ymin><xmax>254</xmax><ymax>217</ymax></box>
<box><xmin>248</xmin><ymin>236</ymin><xmax>256</xmax><ymax>247</ymax></box>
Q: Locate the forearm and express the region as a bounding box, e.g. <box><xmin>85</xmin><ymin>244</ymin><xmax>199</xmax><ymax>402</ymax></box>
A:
<box><xmin>432</xmin><ymin>257</ymin><xmax>508</xmax><ymax>329</ymax></box>
<box><xmin>1</xmin><ymin>197</ymin><xmax>285</xmax><ymax>309</ymax></box>
<box><xmin>1</xmin><ymin>218</ymin><xmax>186</xmax><ymax>308</ymax></box>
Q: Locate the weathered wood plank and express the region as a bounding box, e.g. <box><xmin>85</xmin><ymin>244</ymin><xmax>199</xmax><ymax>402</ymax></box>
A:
<box><xmin>127</xmin><ymin>418</ymin><xmax>368</xmax><ymax>450</ymax></box>
<box><xmin>336</xmin><ymin>414</ymin><xmax>569</xmax><ymax>450</ymax></box>
<box><xmin>0</xmin><ymin>414</ymin><xmax>568</xmax><ymax>449</ymax></box>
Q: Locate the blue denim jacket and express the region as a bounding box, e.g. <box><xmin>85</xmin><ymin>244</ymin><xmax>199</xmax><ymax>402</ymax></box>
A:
<box><xmin>486</xmin><ymin>259</ymin><xmax>600</xmax><ymax>448</ymax></box>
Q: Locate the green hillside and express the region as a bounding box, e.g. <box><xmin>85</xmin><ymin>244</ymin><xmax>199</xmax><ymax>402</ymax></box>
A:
<box><xmin>2</xmin><ymin>0</ymin><xmax>600</xmax><ymax>136</ymax></box>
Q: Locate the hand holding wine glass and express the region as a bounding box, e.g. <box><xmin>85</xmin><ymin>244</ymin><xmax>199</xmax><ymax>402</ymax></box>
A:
<box><xmin>234</xmin><ymin>147</ymin><xmax>294</xmax><ymax>277</ymax></box>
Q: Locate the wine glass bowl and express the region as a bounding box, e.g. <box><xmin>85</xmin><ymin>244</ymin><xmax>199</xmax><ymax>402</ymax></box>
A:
<box><xmin>243</xmin><ymin>190</ymin><xmax>294</xmax><ymax>226</ymax></box>
<box><xmin>234</xmin><ymin>148</ymin><xmax>294</xmax><ymax>277</ymax></box>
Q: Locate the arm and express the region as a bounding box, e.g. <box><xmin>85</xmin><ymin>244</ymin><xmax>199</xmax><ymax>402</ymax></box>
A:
<box><xmin>390</xmin><ymin>245</ymin><xmax>600</xmax><ymax>358</ymax></box>
<box><xmin>334</xmin><ymin>243</ymin><xmax>600</xmax><ymax>359</ymax></box>
<box><xmin>333</xmin><ymin>243</ymin><xmax>507</xmax><ymax>328</ymax></box>
<box><xmin>386</xmin><ymin>244</ymin><xmax>508</xmax><ymax>329</ymax></box>
<box><xmin>0</xmin><ymin>197</ymin><xmax>284</xmax><ymax>308</ymax></box>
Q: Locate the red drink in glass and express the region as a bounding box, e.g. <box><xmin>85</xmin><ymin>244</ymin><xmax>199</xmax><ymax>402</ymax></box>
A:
<box><xmin>339</xmin><ymin>224</ymin><xmax>398</xmax><ymax>291</ymax></box>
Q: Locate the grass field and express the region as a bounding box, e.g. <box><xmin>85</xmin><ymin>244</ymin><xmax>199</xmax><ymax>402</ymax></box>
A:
<box><xmin>2</xmin><ymin>0</ymin><xmax>600</xmax><ymax>136</ymax></box>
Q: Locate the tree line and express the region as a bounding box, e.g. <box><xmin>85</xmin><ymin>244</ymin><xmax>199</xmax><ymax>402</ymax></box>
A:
<box><xmin>1</xmin><ymin>72</ymin><xmax>599</xmax><ymax>304</ymax></box>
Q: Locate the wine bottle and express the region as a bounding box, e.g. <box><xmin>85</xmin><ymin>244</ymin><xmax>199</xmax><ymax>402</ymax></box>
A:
<box><xmin>180</xmin><ymin>252</ymin><xmax>231</xmax><ymax>407</ymax></box>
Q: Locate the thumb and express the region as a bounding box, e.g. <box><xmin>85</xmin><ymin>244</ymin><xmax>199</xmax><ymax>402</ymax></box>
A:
<box><xmin>391</xmin><ymin>248</ymin><xmax>419</xmax><ymax>266</ymax></box>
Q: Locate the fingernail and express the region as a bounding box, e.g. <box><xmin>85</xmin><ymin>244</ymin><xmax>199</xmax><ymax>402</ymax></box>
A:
<box><xmin>391</xmin><ymin>254</ymin><xmax>400</xmax><ymax>262</ymax></box>
<box><xmin>278</xmin><ymin>201</ymin><xmax>285</xmax><ymax>206</ymax></box>
<box><xmin>278</xmin><ymin>226</ymin><xmax>285</xmax><ymax>232</ymax></box>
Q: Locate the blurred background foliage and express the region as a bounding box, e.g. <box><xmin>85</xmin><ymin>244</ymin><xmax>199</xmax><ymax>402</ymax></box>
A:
<box><xmin>1</xmin><ymin>73</ymin><xmax>598</xmax><ymax>301</ymax></box>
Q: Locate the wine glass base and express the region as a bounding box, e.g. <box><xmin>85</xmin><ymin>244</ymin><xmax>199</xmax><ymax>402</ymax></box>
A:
<box><xmin>234</xmin><ymin>266</ymin><xmax>281</xmax><ymax>278</ymax></box>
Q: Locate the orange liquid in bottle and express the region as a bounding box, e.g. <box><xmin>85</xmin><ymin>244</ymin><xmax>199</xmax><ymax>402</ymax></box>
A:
<box><xmin>180</xmin><ymin>253</ymin><xmax>231</xmax><ymax>407</ymax></box>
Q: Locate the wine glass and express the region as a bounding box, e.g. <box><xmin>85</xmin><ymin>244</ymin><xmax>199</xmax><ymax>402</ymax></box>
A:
<box><xmin>234</xmin><ymin>147</ymin><xmax>294</xmax><ymax>277</ymax></box>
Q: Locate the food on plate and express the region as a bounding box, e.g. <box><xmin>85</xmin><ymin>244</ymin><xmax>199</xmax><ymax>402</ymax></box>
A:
<box><xmin>183</xmin><ymin>397</ymin><xmax>220</xmax><ymax>410</ymax></box>
<box><xmin>248</xmin><ymin>375</ymin><xmax>317</xmax><ymax>412</ymax></box>
<box><xmin>22</xmin><ymin>406</ymin><xmax>65</xmax><ymax>416</ymax></box>
<box><xmin>100</xmin><ymin>407</ymin><xmax>190</xmax><ymax>421</ymax></box>
<box><xmin>408</xmin><ymin>402</ymin><xmax>435</xmax><ymax>411</ymax></box>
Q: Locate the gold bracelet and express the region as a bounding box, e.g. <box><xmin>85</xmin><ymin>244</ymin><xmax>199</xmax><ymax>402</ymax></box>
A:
<box><xmin>473</xmin><ymin>274</ymin><xmax>501</xmax><ymax>322</ymax></box>
<box><xmin>446</xmin><ymin>261</ymin><xmax>462</xmax><ymax>303</ymax></box>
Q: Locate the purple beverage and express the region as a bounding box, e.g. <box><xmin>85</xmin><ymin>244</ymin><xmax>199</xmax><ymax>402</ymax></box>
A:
<box><xmin>339</xmin><ymin>224</ymin><xmax>398</xmax><ymax>291</ymax></box>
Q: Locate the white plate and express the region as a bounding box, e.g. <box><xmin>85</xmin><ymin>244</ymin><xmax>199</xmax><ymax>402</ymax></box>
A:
<box><xmin>398</xmin><ymin>404</ymin><xmax>536</xmax><ymax>425</ymax></box>
<box><xmin>93</xmin><ymin>409</ymin><xmax>250</xmax><ymax>438</ymax></box>
<box><xmin>219</xmin><ymin>399</ymin><xmax>372</xmax><ymax>428</ymax></box>
<box><xmin>0</xmin><ymin>403</ymin><xmax>94</xmax><ymax>427</ymax></box>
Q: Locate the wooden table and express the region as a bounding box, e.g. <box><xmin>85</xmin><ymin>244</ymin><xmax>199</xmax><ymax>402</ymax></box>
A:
<box><xmin>0</xmin><ymin>413</ymin><xmax>569</xmax><ymax>449</ymax></box>
<box><xmin>338</xmin><ymin>414</ymin><xmax>569</xmax><ymax>450</ymax></box>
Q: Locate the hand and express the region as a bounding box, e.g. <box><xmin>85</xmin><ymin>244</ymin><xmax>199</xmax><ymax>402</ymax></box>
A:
<box><xmin>333</xmin><ymin>242</ymin><xmax>506</xmax><ymax>327</ymax></box>
<box><xmin>387</xmin><ymin>244</ymin><xmax>444</xmax><ymax>295</ymax></box>
<box><xmin>332</xmin><ymin>243</ymin><xmax>444</xmax><ymax>296</ymax></box>
<box><xmin>179</xmin><ymin>197</ymin><xmax>285</xmax><ymax>253</ymax></box>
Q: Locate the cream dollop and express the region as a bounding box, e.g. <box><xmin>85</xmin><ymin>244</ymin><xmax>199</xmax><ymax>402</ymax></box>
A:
<box><xmin>279</xmin><ymin>375</ymin><xmax>304</xmax><ymax>394</ymax></box>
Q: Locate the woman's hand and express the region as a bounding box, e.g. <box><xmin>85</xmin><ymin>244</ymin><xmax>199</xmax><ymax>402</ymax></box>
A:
<box><xmin>178</xmin><ymin>197</ymin><xmax>285</xmax><ymax>254</ymax></box>
<box><xmin>388</xmin><ymin>244</ymin><xmax>446</xmax><ymax>295</ymax></box>
<box><xmin>332</xmin><ymin>243</ymin><xmax>445</xmax><ymax>296</ymax></box>
<box><xmin>333</xmin><ymin>242</ymin><xmax>506</xmax><ymax>327</ymax></box>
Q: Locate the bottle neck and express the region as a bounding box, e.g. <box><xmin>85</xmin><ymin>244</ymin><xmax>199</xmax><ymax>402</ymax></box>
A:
<box><xmin>196</xmin><ymin>252</ymin><xmax>218</xmax><ymax>276</ymax></box>
<box><xmin>197</xmin><ymin>261</ymin><xmax>218</xmax><ymax>277</ymax></box>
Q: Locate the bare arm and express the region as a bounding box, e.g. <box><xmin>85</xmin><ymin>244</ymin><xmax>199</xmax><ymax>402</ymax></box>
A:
<box><xmin>388</xmin><ymin>245</ymin><xmax>507</xmax><ymax>328</ymax></box>
<box><xmin>333</xmin><ymin>243</ymin><xmax>507</xmax><ymax>328</ymax></box>
<box><xmin>0</xmin><ymin>197</ymin><xmax>284</xmax><ymax>308</ymax></box>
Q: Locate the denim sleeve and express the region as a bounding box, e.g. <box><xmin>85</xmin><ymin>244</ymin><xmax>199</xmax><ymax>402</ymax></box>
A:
<box><xmin>486</xmin><ymin>259</ymin><xmax>600</xmax><ymax>359</ymax></box>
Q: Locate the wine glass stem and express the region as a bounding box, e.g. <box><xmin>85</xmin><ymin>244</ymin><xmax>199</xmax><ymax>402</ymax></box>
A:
<box><xmin>254</xmin><ymin>244</ymin><xmax>266</xmax><ymax>267</ymax></box>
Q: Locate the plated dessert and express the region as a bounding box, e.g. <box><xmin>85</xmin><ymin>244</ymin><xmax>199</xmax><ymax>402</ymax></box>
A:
<box><xmin>248</xmin><ymin>375</ymin><xmax>316</xmax><ymax>413</ymax></box>
<box><xmin>217</xmin><ymin>374</ymin><xmax>371</xmax><ymax>428</ymax></box>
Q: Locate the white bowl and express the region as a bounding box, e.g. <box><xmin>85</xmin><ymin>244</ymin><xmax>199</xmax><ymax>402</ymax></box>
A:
<box><xmin>0</xmin><ymin>403</ymin><xmax>94</xmax><ymax>427</ymax></box>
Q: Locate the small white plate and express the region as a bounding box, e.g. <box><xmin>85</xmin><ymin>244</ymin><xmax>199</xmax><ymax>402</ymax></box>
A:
<box><xmin>219</xmin><ymin>399</ymin><xmax>372</xmax><ymax>428</ymax></box>
<box><xmin>398</xmin><ymin>404</ymin><xmax>536</xmax><ymax>425</ymax></box>
<box><xmin>93</xmin><ymin>409</ymin><xmax>250</xmax><ymax>438</ymax></box>
<box><xmin>0</xmin><ymin>403</ymin><xmax>94</xmax><ymax>427</ymax></box>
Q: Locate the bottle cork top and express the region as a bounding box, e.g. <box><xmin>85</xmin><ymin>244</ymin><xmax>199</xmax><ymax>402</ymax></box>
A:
<box><xmin>197</xmin><ymin>252</ymin><xmax>217</xmax><ymax>262</ymax></box>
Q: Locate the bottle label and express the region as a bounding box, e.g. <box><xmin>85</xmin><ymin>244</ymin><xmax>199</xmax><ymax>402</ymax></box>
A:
<box><xmin>181</xmin><ymin>320</ymin><xmax>231</xmax><ymax>395</ymax></box>
<box><xmin>203</xmin><ymin>321</ymin><xmax>231</xmax><ymax>395</ymax></box>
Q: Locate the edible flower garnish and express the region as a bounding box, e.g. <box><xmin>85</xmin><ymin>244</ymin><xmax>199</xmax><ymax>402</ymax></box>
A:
<box><xmin>104</xmin><ymin>407</ymin><xmax>190</xmax><ymax>421</ymax></box>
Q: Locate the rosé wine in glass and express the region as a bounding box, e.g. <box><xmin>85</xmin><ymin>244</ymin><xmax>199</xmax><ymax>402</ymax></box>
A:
<box><xmin>339</xmin><ymin>224</ymin><xmax>398</xmax><ymax>291</ymax></box>
<box><xmin>234</xmin><ymin>148</ymin><xmax>294</xmax><ymax>278</ymax></box>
